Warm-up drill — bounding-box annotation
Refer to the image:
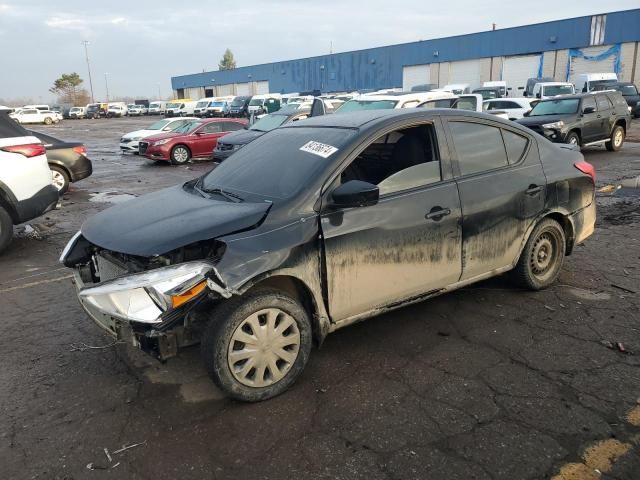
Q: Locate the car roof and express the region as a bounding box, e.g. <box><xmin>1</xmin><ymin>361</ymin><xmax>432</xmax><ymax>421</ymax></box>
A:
<box><xmin>537</xmin><ymin>92</ymin><xmax>609</xmax><ymax>101</ymax></box>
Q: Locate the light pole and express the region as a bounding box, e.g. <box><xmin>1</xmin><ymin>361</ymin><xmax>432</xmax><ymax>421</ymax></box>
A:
<box><xmin>81</xmin><ymin>40</ymin><xmax>95</xmax><ymax>103</ymax></box>
<box><xmin>156</xmin><ymin>83</ymin><xmax>161</xmax><ymax>100</ymax></box>
<box><xmin>104</xmin><ymin>73</ymin><xmax>110</xmax><ymax>102</ymax></box>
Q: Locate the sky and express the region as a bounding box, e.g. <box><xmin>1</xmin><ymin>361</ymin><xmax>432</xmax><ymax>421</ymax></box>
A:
<box><xmin>1</xmin><ymin>0</ymin><xmax>638</xmax><ymax>103</ymax></box>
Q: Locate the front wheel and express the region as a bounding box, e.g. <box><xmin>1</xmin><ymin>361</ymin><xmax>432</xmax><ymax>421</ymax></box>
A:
<box><xmin>565</xmin><ymin>131</ymin><xmax>580</xmax><ymax>147</ymax></box>
<box><xmin>43</xmin><ymin>117</ymin><xmax>53</xmax><ymax>125</ymax></box>
<box><xmin>201</xmin><ymin>288</ymin><xmax>313</xmax><ymax>402</ymax></box>
<box><xmin>513</xmin><ymin>218</ymin><xmax>566</xmax><ymax>290</ymax></box>
<box><xmin>605</xmin><ymin>125</ymin><xmax>624</xmax><ymax>152</ymax></box>
<box><xmin>170</xmin><ymin>145</ymin><xmax>191</xmax><ymax>165</ymax></box>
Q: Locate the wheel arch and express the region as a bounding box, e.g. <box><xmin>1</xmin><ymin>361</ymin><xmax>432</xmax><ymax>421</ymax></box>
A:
<box><xmin>614</xmin><ymin>118</ymin><xmax>627</xmax><ymax>133</ymax></box>
<box><xmin>516</xmin><ymin>209</ymin><xmax>576</xmax><ymax>265</ymax></box>
<box><xmin>172</xmin><ymin>143</ymin><xmax>192</xmax><ymax>156</ymax></box>
<box><xmin>48</xmin><ymin>161</ymin><xmax>73</xmax><ymax>181</ymax></box>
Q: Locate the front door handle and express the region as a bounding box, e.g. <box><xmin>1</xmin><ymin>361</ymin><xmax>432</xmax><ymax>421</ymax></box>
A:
<box><xmin>526</xmin><ymin>185</ymin><xmax>543</xmax><ymax>196</ymax></box>
<box><xmin>425</xmin><ymin>207</ymin><xmax>451</xmax><ymax>221</ymax></box>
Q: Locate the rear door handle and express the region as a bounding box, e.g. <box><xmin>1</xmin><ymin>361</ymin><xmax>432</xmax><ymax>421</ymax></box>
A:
<box><xmin>526</xmin><ymin>185</ymin><xmax>543</xmax><ymax>196</ymax></box>
<box><xmin>425</xmin><ymin>207</ymin><xmax>451</xmax><ymax>221</ymax></box>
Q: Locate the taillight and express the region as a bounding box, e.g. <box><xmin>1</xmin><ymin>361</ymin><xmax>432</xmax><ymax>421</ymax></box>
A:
<box><xmin>72</xmin><ymin>146</ymin><xmax>87</xmax><ymax>155</ymax></box>
<box><xmin>574</xmin><ymin>160</ymin><xmax>596</xmax><ymax>183</ymax></box>
<box><xmin>1</xmin><ymin>143</ymin><xmax>46</xmax><ymax>158</ymax></box>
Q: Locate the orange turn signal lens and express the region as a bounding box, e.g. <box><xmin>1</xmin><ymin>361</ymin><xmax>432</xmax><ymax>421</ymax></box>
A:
<box><xmin>171</xmin><ymin>281</ymin><xmax>207</xmax><ymax>309</ymax></box>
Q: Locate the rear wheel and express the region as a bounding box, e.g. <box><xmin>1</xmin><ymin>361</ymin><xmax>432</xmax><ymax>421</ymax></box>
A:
<box><xmin>565</xmin><ymin>131</ymin><xmax>580</xmax><ymax>147</ymax></box>
<box><xmin>201</xmin><ymin>288</ymin><xmax>312</xmax><ymax>402</ymax></box>
<box><xmin>605</xmin><ymin>125</ymin><xmax>624</xmax><ymax>152</ymax></box>
<box><xmin>0</xmin><ymin>205</ymin><xmax>13</xmax><ymax>254</ymax></box>
<box><xmin>50</xmin><ymin>166</ymin><xmax>70</xmax><ymax>194</ymax></box>
<box><xmin>43</xmin><ymin>117</ymin><xmax>53</xmax><ymax>125</ymax></box>
<box><xmin>513</xmin><ymin>218</ymin><xmax>566</xmax><ymax>290</ymax></box>
<box><xmin>170</xmin><ymin>145</ymin><xmax>191</xmax><ymax>165</ymax></box>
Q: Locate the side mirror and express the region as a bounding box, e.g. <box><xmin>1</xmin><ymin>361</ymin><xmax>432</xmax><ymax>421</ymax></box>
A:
<box><xmin>582</xmin><ymin>106</ymin><xmax>596</xmax><ymax>114</ymax></box>
<box><xmin>310</xmin><ymin>98</ymin><xmax>326</xmax><ymax>117</ymax></box>
<box><xmin>523</xmin><ymin>111</ymin><xmax>530</xmax><ymax>117</ymax></box>
<box><xmin>330</xmin><ymin>180</ymin><xmax>379</xmax><ymax>209</ymax></box>
<box><xmin>535</xmin><ymin>93</ymin><xmax>541</xmax><ymax>99</ymax></box>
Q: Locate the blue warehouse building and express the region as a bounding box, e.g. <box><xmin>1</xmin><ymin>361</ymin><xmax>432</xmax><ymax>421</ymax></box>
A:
<box><xmin>171</xmin><ymin>9</ymin><xmax>640</xmax><ymax>99</ymax></box>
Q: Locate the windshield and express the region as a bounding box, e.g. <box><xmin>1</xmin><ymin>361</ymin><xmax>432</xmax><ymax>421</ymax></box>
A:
<box><xmin>87</xmin><ymin>105</ymin><xmax>98</xmax><ymax>111</ymax></box>
<box><xmin>455</xmin><ymin>98</ymin><xmax>478</xmax><ymax>111</ymax></box>
<box><xmin>619</xmin><ymin>85</ymin><xmax>639</xmax><ymax>96</ymax></box>
<box><xmin>70</xmin><ymin>107</ymin><xmax>81</xmax><ymax>112</ymax></box>
<box><xmin>529</xmin><ymin>99</ymin><xmax>579</xmax><ymax>116</ymax></box>
<box><xmin>249</xmin><ymin>99</ymin><xmax>265</xmax><ymax>106</ymax></box>
<box><xmin>167</xmin><ymin>102</ymin><xmax>181</xmax><ymax>109</ymax></box>
<box><xmin>196</xmin><ymin>101</ymin><xmax>209</xmax><ymax>108</ymax></box>
<box><xmin>231</xmin><ymin>99</ymin><xmax>245</xmax><ymax>107</ymax></box>
<box><xmin>172</xmin><ymin>120</ymin><xmax>202</xmax><ymax>134</ymax></box>
<box><xmin>543</xmin><ymin>85</ymin><xmax>574</xmax><ymax>96</ymax></box>
<box><xmin>149</xmin><ymin>103</ymin><xmax>161</xmax><ymax>109</ymax></box>
<box><xmin>148</xmin><ymin>120</ymin><xmax>171</xmax><ymax>130</ymax></box>
<box><xmin>475</xmin><ymin>89</ymin><xmax>498</xmax><ymax>99</ymax></box>
<box><xmin>336</xmin><ymin>99</ymin><xmax>398</xmax><ymax>112</ymax></box>
<box><xmin>210</xmin><ymin>101</ymin><xmax>225</xmax><ymax>107</ymax></box>
<box><xmin>249</xmin><ymin>114</ymin><xmax>288</xmax><ymax>132</ymax></box>
<box><xmin>128</xmin><ymin>104</ymin><xmax>137</xmax><ymax>109</ymax></box>
<box><xmin>201</xmin><ymin>127</ymin><xmax>355</xmax><ymax>200</ymax></box>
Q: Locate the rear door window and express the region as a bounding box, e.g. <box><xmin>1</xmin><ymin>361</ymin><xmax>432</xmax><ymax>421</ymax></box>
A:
<box><xmin>501</xmin><ymin>130</ymin><xmax>529</xmax><ymax>164</ymax></box>
<box><xmin>223</xmin><ymin>122</ymin><xmax>244</xmax><ymax>132</ymax></box>
<box><xmin>595</xmin><ymin>95</ymin><xmax>612</xmax><ymax>112</ymax></box>
<box><xmin>449</xmin><ymin>121</ymin><xmax>508</xmax><ymax>176</ymax></box>
<box><xmin>201</xmin><ymin>123</ymin><xmax>223</xmax><ymax>134</ymax></box>
<box><xmin>582</xmin><ymin>97</ymin><xmax>597</xmax><ymax>112</ymax></box>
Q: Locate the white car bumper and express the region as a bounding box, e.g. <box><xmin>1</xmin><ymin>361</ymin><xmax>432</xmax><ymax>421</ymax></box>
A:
<box><xmin>120</xmin><ymin>138</ymin><xmax>140</xmax><ymax>153</ymax></box>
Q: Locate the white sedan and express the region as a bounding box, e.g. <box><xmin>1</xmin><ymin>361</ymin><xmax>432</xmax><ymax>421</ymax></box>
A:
<box><xmin>483</xmin><ymin>98</ymin><xmax>535</xmax><ymax>121</ymax></box>
<box><xmin>119</xmin><ymin>117</ymin><xmax>197</xmax><ymax>154</ymax></box>
<box><xmin>10</xmin><ymin>109</ymin><xmax>62</xmax><ymax>125</ymax></box>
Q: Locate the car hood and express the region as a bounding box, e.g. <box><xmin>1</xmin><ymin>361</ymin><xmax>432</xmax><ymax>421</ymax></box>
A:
<box><xmin>122</xmin><ymin>129</ymin><xmax>166</xmax><ymax>140</ymax></box>
<box><xmin>217</xmin><ymin>129</ymin><xmax>265</xmax><ymax>146</ymax></box>
<box><xmin>81</xmin><ymin>184</ymin><xmax>271</xmax><ymax>256</ymax></box>
<box><xmin>517</xmin><ymin>114</ymin><xmax>572</xmax><ymax>126</ymax></box>
<box><xmin>143</xmin><ymin>131</ymin><xmax>186</xmax><ymax>143</ymax></box>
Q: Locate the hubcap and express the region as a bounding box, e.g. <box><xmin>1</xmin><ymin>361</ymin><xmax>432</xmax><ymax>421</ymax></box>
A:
<box><xmin>530</xmin><ymin>231</ymin><xmax>559</xmax><ymax>279</ymax></box>
<box><xmin>174</xmin><ymin>147</ymin><xmax>189</xmax><ymax>163</ymax></box>
<box><xmin>51</xmin><ymin>170</ymin><xmax>65</xmax><ymax>191</ymax></box>
<box><xmin>569</xmin><ymin>136</ymin><xmax>578</xmax><ymax>145</ymax></box>
<box><xmin>614</xmin><ymin>129</ymin><xmax>623</xmax><ymax>147</ymax></box>
<box><xmin>228</xmin><ymin>308</ymin><xmax>300</xmax><ymax>388</ymax></box>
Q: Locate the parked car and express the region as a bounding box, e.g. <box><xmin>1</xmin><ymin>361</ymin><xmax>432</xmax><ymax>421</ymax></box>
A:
<box><xmin>0</xmin><ymin>113</ymin><xmax>59</xmax><ymax>252</ymax></box>
<box><xmin>213</xmin><ymin>109</ymin><xmax>310</xmax><ymax>161</ymax></box>
<box><xmin>228</xmin><ymin>96</ymin><xmax>252</xmax><ymax>117</ymax></box>
<box><xmin>523</xmin><ymin>77</ymin><xmax>554</xmax><ymax>97</ymax></box>
<box><xmin>29</xmin><ymin>130</ymin><xmax>92</xmax><ymax>194</ymax></box>
<box><xmin>120</xmin><ymin>117</ymin><xmax>197</xmax><ymax>154</ymax></box>
<box><xmin>575</xmin><ymin>73</ymin><xmax>618</xmax><ymax>93</ymax></box>
<box><xmin>194</xmin><ymin>98</ymin><xmax>216</xmax><ymax>117</ymax></box>
<box><xmin>148</xmin><ymin>101</ymin><xmax>167</xmax><ymax>115</ymax></box>
<box><xmin>127</xmin><ymin>104</ymin><xmax>144</xmax><ymax>116</ymax></box>
<box><xmin>107</xmin><ymin>104</ymin><xmax>128</xmax><ymax>118</ymax></box>
<box><xmin>439</xmin><ymin>84</ymin><xmax>471</xmax><ymax>94</ymax></box>
<box><xmin>417</xmin><ymin>94</ymin><xmax>509</xmax><ymax>120</ymax></box>
<box><xmin>532</xmin><ymin>82</ymin><xmax>575</xmax><ymax>99</ymax></box>
<box><xmin>483</xmin><ymin>98</ymin><xmax>535</xmax><ymax>120</ymax></box>
<box><xmin>139</xmin><ymin>118</ymin><xmax>247</xmax><ymax>164</ymax></box>
<box><xmin>205</xmin><ymin>99</ymin><xmax>231</xmax><ymax>118</ymax></box>
<box><xmin>10</xmin><ymin>109</ymin><xmax>61</xmax><ymax>125</ymax></box>
<box><xmin>472</xmin><ymin>87</ymin><xmax>504</xmax><ymax>100</ymax></box>
<box><xmin>337</xmin><ymin>91</ymin><xmax>457</xmax><ymax>112</ymax></box>
<box><xmin>247</xmin><ymin>95</ymin><xmax>282</xmax><ymax>115</ymax></box>
<box><xmin>517</xmin><ymin>91</ymin><xmax>630</xmax><ymax>151</ymax></box>
<box><xmin>482</xmin><ymin>81</ymin><xmax>508</xmax><ymax>96</ymax></box>
<box><xmin>592</xmin><ymin>82</ymin><xmax>640</xmax><ymax>117</ymax></box>
<box><xmin>85</xmin><ymin>104</ymin><xmax>103</xmax><ymax>119</ymax></box>
<box><xmin>69</xmin><ymin>106</ymin><xmax>86</xmax><ymax>119</ymax></box>
<box><xmin>61</xmin><ymin>108</ymin><xmax>596</xmax><ymax>401</ymax></box>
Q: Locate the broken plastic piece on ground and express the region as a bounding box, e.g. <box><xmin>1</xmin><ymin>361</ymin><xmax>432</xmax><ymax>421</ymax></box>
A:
<box><xmin>597</xmin><ymin>184</ymin><xmax>619</xmax><ymax>193</ymax></box>
<box><xmin>86</xmin><ymin>462</ymin><xmax>108</xmax><ymax>470</ymax></box>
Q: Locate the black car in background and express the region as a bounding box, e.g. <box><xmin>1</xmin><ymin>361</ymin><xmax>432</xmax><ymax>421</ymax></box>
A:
<box><xmin>593</xmin><ymin>82</ymin><xmax>640</xmax><ymax>117</ymax></box>
<box><xmin>517</xmin><ymin>92</ymin><xmax>631</xmax><ymax>151</ymax></box>
<box><xmin>212</xmin><ymin>108</ymin><xmax>310</xmax><ymax>161</ymax></box>
<box><xmin>62</xmin><ymin>108</ymin><xmax>596</xmax><ymax>402</ymax></box>
<box><xmin>228</xmin><ymin>96</ymin><xmax>252</xmax><ymax>117</ymax></box>
<box><xmin>29</xmin><ymin>130</ymin><xmax>92</xmax><ymax>194</ymax></box>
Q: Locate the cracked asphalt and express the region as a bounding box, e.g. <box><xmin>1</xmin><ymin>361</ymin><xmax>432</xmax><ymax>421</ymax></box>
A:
<box><xmin>1</xmin><ymin>118</ymin><xmax>640</xmax><ymax>480</ymax></box>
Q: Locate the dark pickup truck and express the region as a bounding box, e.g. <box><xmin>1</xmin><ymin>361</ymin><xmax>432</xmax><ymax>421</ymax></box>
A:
<box><xmin>517</xmin><ymin>91</ymin><xmax>631</xmax><ymax>152</ymax></box>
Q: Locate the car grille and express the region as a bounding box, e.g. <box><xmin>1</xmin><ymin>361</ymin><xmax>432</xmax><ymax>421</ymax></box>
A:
<box><xmin>95</xmin><ymin>254</ymin><xmax>127</xmax><ymax>282</ymax></box>
<box><xmin>139</xmin><ymin>141</ymin><xmax>149</xmax><ymax>154</ymax></box>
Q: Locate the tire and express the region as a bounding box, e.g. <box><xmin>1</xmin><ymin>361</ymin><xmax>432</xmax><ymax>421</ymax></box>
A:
<box><xmin>201</xmin><ymin>288</ymin><xmax>313</xmax><ymax>402</ymax></box>
<box><xmin>43</xmin><ymin>117</ymin><xmax>53</xmax><ymax>125</ymax></box>
<box><xmin>565</xmin><ymin>131</ymin><xmax>580</xmax><ymax>147</ymax></box>
<box><xmin>605</xmin><ymin>125</ymin><xmax>624</xmax><ymax>152</ymax></box>
<box><xmin>0</xmin><ymin>205</ymin><xmax>12</xmax><ymax>254</ymax></box>
<box><xmin>170</xmin><ymin>145</ymin><xmax>191</xmax><ymax>165</ymax></box>
<box><xmin>513</xmin><ymin>218</ymin><xmax>566</xmax><ymax>290</ymax></box>
<box><xmin>50</xmin><ymin>165</ymin><xmax>70</xmax><ymax>194</ymax></box>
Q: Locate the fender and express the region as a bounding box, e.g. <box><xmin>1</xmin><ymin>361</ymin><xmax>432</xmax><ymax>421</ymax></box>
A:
<box><xmin>0</xmin><ymin>180</ymin><xmax>19</xmax><ymax>222</ymax></box>
<box><xmin>513</xmin><ymin>207</ymin><xmax>576</xmax><ymax>266</ymax></box>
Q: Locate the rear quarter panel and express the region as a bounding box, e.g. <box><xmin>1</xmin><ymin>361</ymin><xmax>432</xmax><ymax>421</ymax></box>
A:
<box><xmin>0</xmin><ymin>136</ymin><xmax>52</xmax><ymax>201</ymax></box>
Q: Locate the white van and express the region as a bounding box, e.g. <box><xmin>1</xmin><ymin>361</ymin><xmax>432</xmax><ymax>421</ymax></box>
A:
<box><xmin>166</xmin><ymin>101</ymin><xmax>197</xmax><ymax>117</ymax></box>
<box><xmin>575</xmin><ymin>73</ymin><xmax>618</xmax><ymax>93</ymax></box>
<box><xmin>148</xmin><ymin>101</ymin><xmax>167</xmax><ymax>115</ymax></box>
<box><xmin>194</xmin><ymin>97</ymin><xmax>216</xmax><ymax>117</ymax></box>
<box><xmin>107</xmin><ymin>103</ymin><xmax>128</xmax><ymax>117</ymax></box>
<box><xmin>532</xmin><ymin>82</ymin><xmax>575</xmax><ymax>99</ymax></box>
<box><xmin>69</xmin><ymin>106</ymin><xmax>86</xmax><ymax>119</ymax></box>
<box><xmin>482</xmin><ymin>81</ymin><xmax>508</xmax><ymax>97</ymax></box>
<box><xmin>248</xmin><ymin>94</ymin><xmax>282</xmax><ymax>114</ymax></box>
<box><xmin>23</xmin><ymin>104</ymin><xmax>50</xmax><ymax>112</ymax></box>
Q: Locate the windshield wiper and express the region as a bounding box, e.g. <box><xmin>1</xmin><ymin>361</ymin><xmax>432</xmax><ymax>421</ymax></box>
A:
<box><xmin>203</xmin><ymin>187</ymin><xmax>243</xmax><ymax>203</ymax></box>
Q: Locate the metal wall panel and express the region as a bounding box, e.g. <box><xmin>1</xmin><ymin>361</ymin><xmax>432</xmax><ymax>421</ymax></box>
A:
<box><xmin>567</xmin><ymin>45</ymin><xmax>618</xmax><ymax>84</ymax></box>
<box><xmin>255</xmin><ymin>81</ymin><xmax>269</xmax><ymax>94</ymax></box>
<box><xmin>216</xmin><ymin>84</ymin><xmax>234</xmax><ymax>96</ymax></box>
<box><xmin>402</xmin><ymin>64</ymin><xmax>431</xmax><ymax>90</ymax></box>
<box><xmin>450</xmin><ymin>60</ymin><xmax>481</xmax><ymax>88</ymax></box>
<box><xmin>502</xmin><ymin>55</ymin><xmax>542</xmax><ymax>93</ymax></box>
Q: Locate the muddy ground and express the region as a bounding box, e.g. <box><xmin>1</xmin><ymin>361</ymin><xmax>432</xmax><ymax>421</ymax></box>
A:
<box><xmin>1</xmin><ymin>117</ymin><xmax>640</xmax><ymax>480</ymax></box>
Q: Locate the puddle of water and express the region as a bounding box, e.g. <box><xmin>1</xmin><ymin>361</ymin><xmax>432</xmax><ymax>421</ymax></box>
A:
<box><xmin>89</xmin><ymin>191</ymin><xmax>137</xmax><ymax>204</ymax></box>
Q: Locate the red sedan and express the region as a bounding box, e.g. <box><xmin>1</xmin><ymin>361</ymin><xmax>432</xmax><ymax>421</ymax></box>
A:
<box><xmin>139</xmin><ymin>118</ymin><xmax>247</xmax><ymax>164</ymax></box>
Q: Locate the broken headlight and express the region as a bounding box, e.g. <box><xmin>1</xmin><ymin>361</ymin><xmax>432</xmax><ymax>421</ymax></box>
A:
<box><xmin>79</xmin><ymin>261</ymin><xmax>214</xmax><ymax>324</ymax></box>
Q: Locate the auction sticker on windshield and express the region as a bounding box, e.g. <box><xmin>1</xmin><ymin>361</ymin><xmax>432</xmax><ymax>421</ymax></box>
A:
<box><xmin>299</xmin><ymin>141</ymin><xmax>338</xmax><ymax>158</ymax></box>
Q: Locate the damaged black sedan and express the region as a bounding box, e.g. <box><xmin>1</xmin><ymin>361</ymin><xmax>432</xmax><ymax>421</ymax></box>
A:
<box><xmin>61</xmin><ymin>109</ymin><xmax>596</xmax><ymax>402</ymax></box>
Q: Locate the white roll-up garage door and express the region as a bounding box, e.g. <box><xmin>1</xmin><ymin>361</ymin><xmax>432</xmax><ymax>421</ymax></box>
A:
<box><xmin>255</xmin><ymin>81</ymin><xmax>269</xmax><ymax>94</ymax></box>
<box><xmin>450</xmin><ymin>60</ymin><xmax>481</xmax><ymax>89</ymax></box>
<box><xmin>567</xmin><ymin>45</ymin><xmax>617</xmax><ymax>84</ymax></box>
<box><xmin>185</xmin><ymin>87</ymin><xmax>203</xmax><ymax>100</ymax></box>
<box><xmin>235</xmin><ymin>83</ymin><xmax>251</xmax><ymax>96</ymax></box>
<box><xmin>402</xmin><ymin>64</ymin><xmax>431</xmax><ymax>91</ymax></box>
<box><xmin>217</xmin><ymin>84</ymin><xmax>234</xmax><ymax>96</ymax></box>
<box><xmin>502</xmin><ymin>55</ymin><xmax>541</xmax><ymax>94</ymax></box>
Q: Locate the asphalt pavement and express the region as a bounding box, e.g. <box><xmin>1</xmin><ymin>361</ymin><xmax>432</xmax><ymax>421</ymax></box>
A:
<box><xmin>1</xmin><ymin>117</ymin><xmax>640</xmax><ymax>480</ymax></box>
